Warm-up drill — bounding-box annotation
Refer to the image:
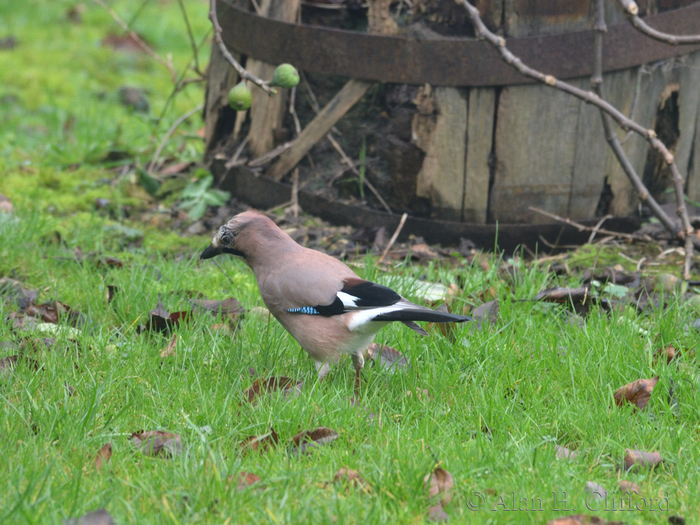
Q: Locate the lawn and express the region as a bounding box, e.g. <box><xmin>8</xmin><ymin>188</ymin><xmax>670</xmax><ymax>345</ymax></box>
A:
<box><xmin>1</xmin><ymin>1</ymin><xmax>700</xmax><ymax>524</ymax></box>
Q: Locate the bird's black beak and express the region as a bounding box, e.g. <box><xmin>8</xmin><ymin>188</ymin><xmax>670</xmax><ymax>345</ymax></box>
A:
<box><xmin>200</xmin><ymin>244</ymin><xmax>222</xmax><ymax>260</ymax></box>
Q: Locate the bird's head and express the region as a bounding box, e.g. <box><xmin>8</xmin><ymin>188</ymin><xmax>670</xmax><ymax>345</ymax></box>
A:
<box><xmin>200</xmin><ymin>209</ymin><xmax>288</xmax><ymax>261</ymax></box>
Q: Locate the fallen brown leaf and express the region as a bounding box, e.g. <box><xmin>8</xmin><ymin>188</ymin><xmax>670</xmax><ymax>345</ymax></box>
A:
<box><xmin>0</xmin><ymin>355</ymin><xmax>19</xmax><ymax>376</ymax></box>
<box><xmin>410</xmin><ymin>243</ymin><xmax>438</xmax><ymax>261</ymax></box>
<box><xmin>535</xmin><ymin>287</ymin><xmax>591</xmax><ymax>304</ymax></box>
<box><xmin>427</xmin><ymin>505</ymin><xmax>449</xmax><ymax>522</ymax></box>
<box><xmin>25</xmin><ymin>299</ymin><xmax>87</xmax><ymax>328</ymax></box>
<box><xmin>333</xmin><ymin>468</ymin><xmax>369</xmax><ymax>491</ymax></box>
<box><xmin>614</xmin><ymin>377</ymin><xmax>659</xmax><ymax>410</ymax></box>
<box><xmin>191</xmin><ymin>297</ymin><xmax>244</xmax><ymax>318</ymax></box>
<box><xmin>95</xmin><ymin>442</ymin><xmax>112</xmax><ymax>473</ymax></box>
<box><xmin>145</xmin><ymin>295</ymin><xmax>190</xmax><ymax>332</ymax></box>
<box><xmin>555</xmin><ymin>445</ymin><xmax>580</xmax><ymax>461</ymax></box>
<box><xmin>105</xmin><ymin>285</ymin><xmax>118</xmax><ymax>304</ymax></box>
<box><xmin>244</xmin><ymin>377</ymin><xmax>303</xmax><ymax>404</ymax></box>
<box><xmin>623</xmin><ymin>449</ymin><xmax>662</xmax><ymax>471</ymax></box>
<box><xmin>424</xmin><ymin>467</ymin><xmax>454</xmax><ymax>507</ymax></box>
<box><xmin>290</xmin><ymin>427</ymin><xmax>338</xmax><ymax>455</ymax></box>
<box><xmin>130</xmin><ymin>430</ymin><xmax>182</xmax><ymax>458</ymax></box>
<box><xmin>231</xmin><ymin>471</ymin><xmax>261</xmax><ymax>491</ymax></box>
<box><xmin>64</xmin><ymin>508</ymin><xmax>115</xmax><ymax>525</ymax></box>
<box><xmin>0</xmin><ymin>193</ymin><xmax>14</xmax><ymax>213</ymax></box>
<box><xmin>471</xmin><ymin>300</ymin><xmax>499</xmax><ymax>329</ymax></box>
<box><xmin>0</xmin><ymin>277</ymin><xmax>37</xmax><ymax>310</ymax></box>
<box><xmin>159</xmin><ymin>334</ymin><xmax>178</xmax><ymax>358</ymax></box>
<box><xmin>618</xmin><ymin>480</ymin><xmax>640</xmax><ymax>493</ymax></box>
<box><xmin>240</xmin><ymin>428</ymin><xmax>278</xmax><ymax>453</ymax></box>
<box><xmin>653</xmin><ymin>344</ymin><xmax>678</xmax><ymax>365</ymax></box>
<box><xmin>364</xmin><ymin>343</ymin><xmax>407</xmax><ymax>372</ymax></box>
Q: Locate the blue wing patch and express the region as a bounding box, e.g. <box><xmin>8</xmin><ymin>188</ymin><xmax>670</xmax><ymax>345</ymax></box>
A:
<box><xmin>287</xmin><ymin>306</ymin><xmax>320</xmax><ymax>315</ymax></box>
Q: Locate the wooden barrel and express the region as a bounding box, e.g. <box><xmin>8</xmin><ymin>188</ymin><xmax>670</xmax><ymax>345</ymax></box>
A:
<box><xmin>204</xmin><ymin>0</ymin><xmax>700</xmax><ymax>226</ymax></box>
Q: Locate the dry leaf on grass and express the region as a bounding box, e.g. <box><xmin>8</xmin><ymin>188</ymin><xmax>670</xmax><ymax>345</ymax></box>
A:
<box><xmin>614</xmin><ymin>377</ymin><xmax>659</xmax><ymax>410</ymax></box>
<box><xmin>427</xmin><ymin>505</ymin><xmax>449</xmax><ymax>522</ymax></box>
<box><xmin>364</xmin><ymin>343</ymin><xmax>408</xmax><ymax>372</ymax></box>
<box><xmin>63</xmin><ymin>508</ymin><xmax>115</xmax><ymax>525</ymax></box>
<box><xmin>584</xmin><ymin>481</ymin><xmax>607</xmax><ymax>502</ymax></box>
<box><xmin>471</xmin><ymin>300</ymin><xmax>499</xmax><ymax>330</ymax></box>
<box><xmin>547</xmin><ymin>515</ymin><xmax>623</xmax><ymax>525</ymax></box>
<box><xmin>668</xmin><ymin>516</ymin><xmax>686</xmax><ymax>525</ymax></box>
<box><xmin>229</xmin><ymin>471</ymin><xmax>261</xmax><ymax>491</ymax></box>
<box><xmin>290</xmin><ymin>427</ymin><xmax>338</xmax><ymax>455</ymax></box>
<box><xmin>653</xmin><ymin>344</ymin><xmax>681</xmax><ymax>365</ymax></box>
<box><xmin>424</xmin><ymin>467</ymin><xmax>454</xmax><ymax>506</ymax></box>
<box><xmin>424</xmin><ymin>467</ymin><xmax>453</xmax><ymax>522</ymax></box>
<box><xmin>130</xmin><ymin>430</ymin><xmax>182</xmax><ymax>458</ymax></box>
<box><xmin>244</xmin><ymin>377</ymin><xmax>303</xmax><ymax>403</ymax></box>
<box><xmin>623</xmin><ymin>449</ymin><xmax>662</xmax><ymax>471</ymax></box>
<box><xmin>333</xmin><ymin>468</ymin><xmax>369</xmax><ymax>491</ymax></box>
<box><xmin>618</xmin><ymin>480</ymin><xmax>640</xmax><ymax>493</ymax></box>
<box><xmin>159</xmin><ymin>334</ymin><xmax>178</xmax><ymax>358</ymax></box>
<box><xmin>555</xmin><ymin>445</ymin><xmax>580</xmax><ymax>461</ymax></box>
<box><xmin>240</xmin><ymin>428</ymin><xmax>278</xmax><ymax>453</ymax></box>
<box><xmin>95</xmin><ymin>442</ymin><xmax>112</xmax><ymax>473</ymax></box>
<box><xmin>0</xmin><ymin>277</ymin><xmax>38</xmax><ymax>310</ymax></box>
<box><xmin>145</xmin><ymin>295</ymin><xmax>190</xmax><ymax>332</ymax></box>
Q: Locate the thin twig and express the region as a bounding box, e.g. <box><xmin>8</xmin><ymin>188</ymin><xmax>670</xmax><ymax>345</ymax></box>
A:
<box><xmin>248</xmin><ymin>141</ymin><xmax>294</xmax><ymax>167</ymax></box>
<box><xmin>587</xmin><ymin>214</ymin><xmax>613</xmax><ymax>244</ymax></box>
<box><xmin>176</xmin><ymin>0</ymin><xmax>204</xmax><ymax>76</ymax></box>
<box><xmin>148</xmin><ymin>104</ymin><xmax>204</xmax><ymax>174</ymax></box>
<box><xmin>325</xmin><ymin>134</ymin><xmax>392</xmax><ymax>214</ymax></box>
<box><xmin>209</xmin><ymin>0</ymin><xmax>275</xmax><ymax>95</ymax></box>
<box><xmin>212</xmin><ymin>259</ymin><xmax>237</xmax><ymax>290</ymax></box>
<box><xmin>378</xmin><ymin>212</ymin><xmax>408</xmax><ymax>264</ymax></box>
<box><xmin>224</xmin><ymin>136</ymin><xmax>249</xmax><ymax>169</ymax></box>
<box><xmin>291</xmin><ymin>168</ymin><xmax>300</xmax><ymax>218</ymax></box>
<box><xmin>289</xmin><ymin>87</ymin><xmax>302</xmax><ymax>135</ymax></box>
<box><xmin>529</xmin><ymin>207</ymin><xmax>649</xmax><ymax>242</ymax></box>
<box><xmin>92</xmin><ymin>0</ymin><xmax>177</xmax><ymax>83</ymax></box>
<box><xmin>617</xmin><ymin>0</ymin><xmax>700</xmax><ymax>45</ymax></box>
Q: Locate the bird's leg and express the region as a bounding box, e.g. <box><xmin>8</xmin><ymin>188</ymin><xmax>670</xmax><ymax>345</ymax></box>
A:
<box><xmin>351</xmin><ymin>353</ymin><xmax>364</xmax><ymax>394</ymax></box>
<box><xmin>315</xmin><ymin>361</ymin><xmax>331</xmax><ymax>381</ymax></box>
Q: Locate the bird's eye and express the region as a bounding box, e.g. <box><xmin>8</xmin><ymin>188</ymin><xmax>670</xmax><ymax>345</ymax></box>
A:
<box><xmin>220</xmin><ymin>230</ymin><xmax>234</xmax><ymax>245</ymax></box>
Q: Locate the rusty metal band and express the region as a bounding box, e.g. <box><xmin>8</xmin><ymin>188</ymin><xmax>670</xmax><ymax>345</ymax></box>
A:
<box><xmin>212</xmin><ymin>162</ymin><xmax>641</xmax><ymax>251</ymax></box>
<box><xmin>217</xmin><ymin>0</ymin><xmax>700</xmax><ymax>87</ymax></box>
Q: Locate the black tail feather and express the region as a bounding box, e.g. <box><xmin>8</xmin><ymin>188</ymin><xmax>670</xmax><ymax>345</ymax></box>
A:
<box><xmin>374</xmin><ymin>310</ymin><xmax>472</xmax><ymax>324</ymax></box>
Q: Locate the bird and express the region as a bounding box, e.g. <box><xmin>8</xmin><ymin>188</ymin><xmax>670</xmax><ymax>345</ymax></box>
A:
<box><xmin>200</xmin><ymin>210</ymin><xmax>471</xmax><ymax>390</ymax></box>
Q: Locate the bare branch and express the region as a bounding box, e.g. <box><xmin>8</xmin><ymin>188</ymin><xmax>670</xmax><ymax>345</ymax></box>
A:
<box><xmin>148</xmin><ymin>103</ymin><xmax>204</xmax><ymax>174</ymax></box>
<box><xmin>528</xmin><ymin>207</ymin><xmax>649</xmax><ymax>242</ymax></box>
<box><xmin>92</xmin><ymin>0</ymin><xmax>177</xmax><ymax>83</ymax></box>
<box><xmin>617</xmin><ymin>0</ymin><xmax>700</xmax><ymax>45</ymax></box>
<box><xmin>208</xmin><ymin>0</ymin><xmax>275</xmax><ymax>95</ymax></box>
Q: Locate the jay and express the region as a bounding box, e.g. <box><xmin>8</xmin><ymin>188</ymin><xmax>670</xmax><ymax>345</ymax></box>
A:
<box><xmin>201</xmin><ymin>210</ymin><xmax>470</xmax><ymax>389</ymax></box>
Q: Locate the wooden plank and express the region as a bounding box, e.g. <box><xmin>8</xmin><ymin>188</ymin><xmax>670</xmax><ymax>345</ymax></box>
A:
<box><xmin>489</xmin><ymin>81</ymin><xmax>583</xmax><ymax>223</ymax></box>
<box><xmin>503</xmin><ymin>0</ymin><xmax>591</xmax><ymax>38</ymax></box>
<box><xmin>246</xmin><ymin>0</ymin><xmax>301</xmax><ymax>158</ymax></box>
<box><xmin>266</xmin><ymin>79</ymin><xmax>372</xmax><ymax>181</ymax></box>
<box><xmin>413</xmin><ymin>86</ymin><xmax>469</xmax><ymax>221</ymax></box>
<box><xmin>677</xmin><ymin>50</ymin><xmax>700</xmax><ymax>201</ymax></box>
<box><xmin>463</xmin><ymin>88</ymin><xmax>495</xmax><ymax>223</ymax></box>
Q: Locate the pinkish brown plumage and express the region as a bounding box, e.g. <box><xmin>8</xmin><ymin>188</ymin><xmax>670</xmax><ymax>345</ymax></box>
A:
<box><xmin>201</xmin><ymin>210</ymin><xmax>470</xmax><ymax>389</ymax></box>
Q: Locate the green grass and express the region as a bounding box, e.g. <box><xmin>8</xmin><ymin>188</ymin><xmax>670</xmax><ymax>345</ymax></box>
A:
<box><xmin>2</xmin><ymin>0</ymin><xmax>700</xmax><ymax>523</ymax></box>
<box><xmin>1</xmin><ymin>208</ymin><xmax>700</xmax><ymax>524</ymax></box>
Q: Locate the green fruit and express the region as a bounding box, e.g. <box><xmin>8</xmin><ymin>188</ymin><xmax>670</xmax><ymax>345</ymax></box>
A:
<box><xmin>269</xmin><ymin>63</ymin><xmax>299</xmax><ymax>89</ymax></box>
<box><xmin>228</xmin><ymin>81</ymin><xmax>252</xmax><ymax>111</ymax></box>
